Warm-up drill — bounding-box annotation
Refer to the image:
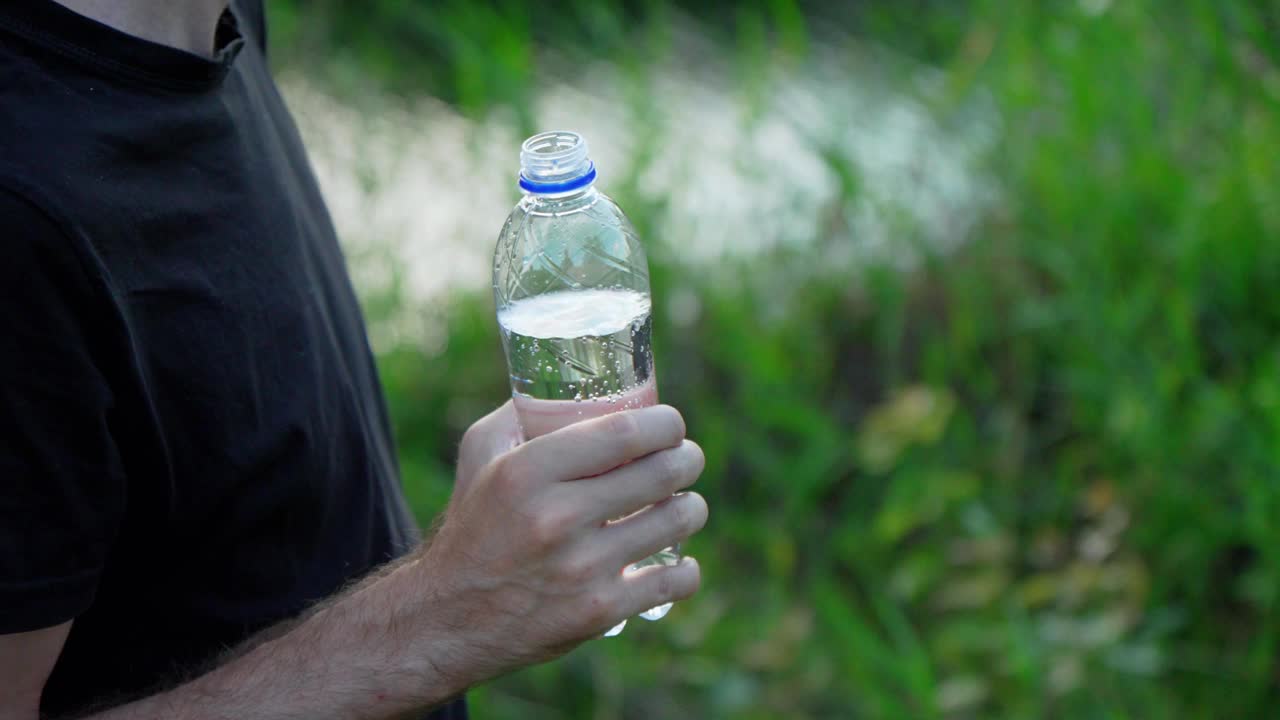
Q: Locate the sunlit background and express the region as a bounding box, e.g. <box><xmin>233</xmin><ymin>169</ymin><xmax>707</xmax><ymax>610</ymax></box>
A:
<box><xmin>267</xmin><ymin>1</ymin><xmax>1280</xmax><ymax>717</ymax></box>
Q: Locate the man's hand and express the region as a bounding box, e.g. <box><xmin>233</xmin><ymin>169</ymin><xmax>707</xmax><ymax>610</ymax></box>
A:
<box><xmin>3</xmin><ymin>403</ymin><xmax>706</xmax><ymax>720</ymax></box>
<box><xmin>417</xmin><ymin>402</ymin><xmax>708</xmax><ymax>685</ymax></box>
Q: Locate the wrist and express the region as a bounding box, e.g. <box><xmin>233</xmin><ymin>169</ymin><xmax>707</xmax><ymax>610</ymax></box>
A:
<box><xmin>232</xmin><ymin>554</ymin><xmax>471</xmax><ymax>719</ymax></box>
<box><xmin>346</xmin><ymin>554</ymin><xmax>473</xmax><ymax>712</ymax></box>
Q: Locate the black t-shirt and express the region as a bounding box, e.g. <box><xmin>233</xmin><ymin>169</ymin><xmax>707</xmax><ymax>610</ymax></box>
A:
<box><xmin>0</xmin><ymin>2</ymin><xmax>464</xmax><ymax>717</ymax></box>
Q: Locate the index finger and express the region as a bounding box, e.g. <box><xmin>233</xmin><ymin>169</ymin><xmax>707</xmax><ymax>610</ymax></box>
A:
<box><xmin>515</xmin><ymin>404</ymin><xmax>686</xmax><ymax>481</ymax></box>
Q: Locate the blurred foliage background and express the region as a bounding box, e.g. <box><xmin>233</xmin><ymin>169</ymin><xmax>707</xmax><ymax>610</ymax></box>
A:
<box><xmin>267</xmin><ymin>0</ymin><xmax>1280</xmax><ymax>717</ymax></box>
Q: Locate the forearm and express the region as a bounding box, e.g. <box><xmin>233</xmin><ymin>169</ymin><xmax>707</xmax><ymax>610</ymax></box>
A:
<box><xmin>37</xmin><ymin>403</ymin><xmax>706</xmax><ymax>720</ymax></box>
<box><xmin>86</xmin><ymin>556</ymin><xmax>463</xmax><ymax>720</ymax></box>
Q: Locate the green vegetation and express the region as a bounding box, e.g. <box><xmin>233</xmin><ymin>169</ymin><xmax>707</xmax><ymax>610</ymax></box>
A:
<box><xmin>270</xmin><ymin>1</ymin><xmax>1280</xmax><ymax>717</ymax></box>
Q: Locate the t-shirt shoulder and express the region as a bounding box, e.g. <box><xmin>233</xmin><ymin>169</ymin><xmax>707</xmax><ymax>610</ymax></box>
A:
<box><xmin>0</xmin><ymin>182</ymin><xmax>109</xmax><ymax>304</ymax></box>
<box><xmin>0</xmin><ymin>184</ymin><xmax>126</xmax><ymax>634</ymax></box>
<box><xmin>234</xmin><ymin>0</ymin><xmax>269</xmax><ymax>56</ymax></box>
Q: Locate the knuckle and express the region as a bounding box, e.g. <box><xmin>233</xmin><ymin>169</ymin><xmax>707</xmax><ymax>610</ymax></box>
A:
<box><xmin>677</xmin><ymin>563</ymin><xmax>702</xmax><ymax>600</ymax></box>
<box><xmin>655</xmin><ymin>449</ymin><xmax>682</xmax><ymax>494</ymax></box>
<box><xmin>460</xmin><ymin>420</ymin><xmax>485</xmax><ymax>452</ymax></box>
<box><xmin>556</xmin><ymin>554</ymin><xmax>594</xmax><ymax>584</ymax></box>
<box><xmin>668</xmin><ymin>406</ymin><xmax>688</xmax><ymax>443</ymax></box>
<box><xmin>667</xmin><ymin>441</ymin><xmax>704</xmax><ymax>492</ymax></box>
<box><xmin>675</xmin><ymin>493</ymin><xmax>708</xmax><ymax>534</ymax></box>
<box><xmin>657</xmin><ymin>568</ymin><xmax>675</xmax><ymax>601</ymax></box>
<box><xmin>655</xmin><ymin>405</ymin><xmax>687</xmax><ymax>445</ymax></box>
<box><xmin>669</xmin><ymin>496</ymin><xmax>690</xmax><ymax>534</ymax></box>
<box><xmin>652</xmin><ymin>562</ymin><xmax>700</xmax><ymax>605</ymax></box>
<box><xmin>530</xmin><ymin>504</ymin><xmax>573</xmax><ymax>548</ymax></box>
<box><xmin>528</xmin><ymin>512</ymin><xmax>556</xmax><ymax>548</ymax></box>
<box><xmin>686</xmin><ymin>440</ymin><xmax>706</xmax><ymax>477</ymax></box>
<box><xmin>580</xmin><ymin>587</ymin><xmax>617</xmax><ymax>627</ymax></box>
<box><xmin>605</xmin><ymin>411</ymin><xmax>639</xmax><ymax>451</ymax></box>
<box><xmin>487</xmin><ymin>453</ymin><xmax>516</xmax><ymax>489</ymax></box>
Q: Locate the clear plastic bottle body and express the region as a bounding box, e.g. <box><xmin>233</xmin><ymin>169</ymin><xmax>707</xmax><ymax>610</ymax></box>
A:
<box><xmin>494</xmin><ymin>186</ymin><xmax>655</xmax><ymax>414</ymax></box>
<box><xmin>492</xmin><ymin>132</ymin><xmax>679</xmax><ymax>635</ymax></box>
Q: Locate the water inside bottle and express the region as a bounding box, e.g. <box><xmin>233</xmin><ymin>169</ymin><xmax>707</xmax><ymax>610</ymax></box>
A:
<box><xmin>498</xmin><ymin>288</ymin><xmax>653</xmax><ymax>411</ymax></box>
<box><xmin>497</xmin><ymin>287</ymin><xmax>680</xmax><ymax>632</ymax></box>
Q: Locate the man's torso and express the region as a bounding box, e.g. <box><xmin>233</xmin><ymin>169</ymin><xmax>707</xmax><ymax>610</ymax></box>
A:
<box><xmin>0</xmin><ymin>2</ymin><xmax>458</xmax><ymax>716</ymax></box>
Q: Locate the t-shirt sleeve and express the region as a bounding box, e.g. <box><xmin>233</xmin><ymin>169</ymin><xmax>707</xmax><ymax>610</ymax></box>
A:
<box><xmin>0</xmin><ymin>186</ymin><xmax>126</xmax><ymax>634</ymax></box>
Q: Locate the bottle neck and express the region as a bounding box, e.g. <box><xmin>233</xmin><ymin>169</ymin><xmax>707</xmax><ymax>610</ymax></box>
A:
<box><xmin>521</xmin><ymin>184</ymin><xmax>601</xmax><ymax>214</ymax></box>
<box><xmin>517</xmin><ymin>130</ymin><xmax>596</xmax><ymax>197</ymax></box>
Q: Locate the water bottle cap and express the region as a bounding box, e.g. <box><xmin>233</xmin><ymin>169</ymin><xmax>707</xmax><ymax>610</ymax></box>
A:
<box><xmin>518</xmin><ymin>131</ymin><xmax>597</xmax><ymax>194</ymax></box>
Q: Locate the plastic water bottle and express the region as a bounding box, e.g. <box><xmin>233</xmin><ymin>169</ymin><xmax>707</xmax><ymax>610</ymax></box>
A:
<box><xmin>493</xmin><ymin>131</ymin><xmax>679</xmax><ymax>636</ymax></box>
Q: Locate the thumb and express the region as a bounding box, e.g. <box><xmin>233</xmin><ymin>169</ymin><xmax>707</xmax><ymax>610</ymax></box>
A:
<box><xmin>456</xmin><ymin>400</ymin><xmax>520</xmax><ymax>491</ymax></box>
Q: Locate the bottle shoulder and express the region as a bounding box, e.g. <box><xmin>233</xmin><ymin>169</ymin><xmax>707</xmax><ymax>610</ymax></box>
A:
<box><xmin>512</xmin><ymin>188</ymin><xmax>626</xmax><ymax>220</ymax></box>
<box><xmin>498</xmin><ymin>190</ymin><xmax>637</xmax><ymax>244</ymax></box>
<box><xmin>493</xmin><ymin>188</ymin><xmax>649</xmax><ymax>303</ymax></box>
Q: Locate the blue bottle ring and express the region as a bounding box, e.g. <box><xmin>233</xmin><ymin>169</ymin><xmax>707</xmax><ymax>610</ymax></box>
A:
<box><xmin>518</xmin><ymin>162</ymin><xmax>597</xmax><ymax>194</ymax></box>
